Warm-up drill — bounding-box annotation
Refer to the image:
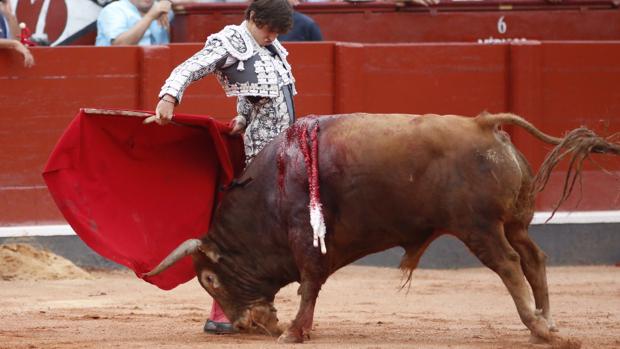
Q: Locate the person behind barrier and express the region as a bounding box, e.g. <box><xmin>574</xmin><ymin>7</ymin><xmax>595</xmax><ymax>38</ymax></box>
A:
<box><xmin>0</xmin><ymin>0</ymin><xmax>34</xmax><ymax>67</ymax></box>
<box><xmin>148</xmin><ymin>0</ymin><xmax>295</xmax><ymax>334</ymax></box>
<box><xmin>96</xmin><ymin>0</ymin><xmax>174</xmax><ymax>46</ymax></box>
<box><xmin>279</xmin><ymin>0</ymin><xmax>322</xmax><ymax>41</ymax></box>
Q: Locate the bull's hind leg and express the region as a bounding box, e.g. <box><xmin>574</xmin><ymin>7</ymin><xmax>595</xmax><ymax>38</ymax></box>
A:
<box><xmin>504</xmin><ymin>223</ymin><xmax>558</xmax><ymax>333</ymax></box>
<box><xmin>461</xmin><ymin>223</ymin><xmax>563</xmax><ymax>345</ymax></box>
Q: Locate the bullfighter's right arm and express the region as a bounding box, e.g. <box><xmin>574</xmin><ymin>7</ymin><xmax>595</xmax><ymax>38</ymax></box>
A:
<box><xmin>158</xmin><ymin>38</ymin><xmax>229</xmax><ymax>103</ymax></box>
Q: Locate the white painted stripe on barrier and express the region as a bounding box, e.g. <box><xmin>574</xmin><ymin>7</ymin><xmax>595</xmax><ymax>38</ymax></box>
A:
<box><xmin>0</xmin><ymin>211</ymin><xmax>619</xmax><ymax>238</ymax></box>
<box><xmin>532</xmin><ymin>211</ymin><xmax>620</xmax><ymax>225</ymax></box>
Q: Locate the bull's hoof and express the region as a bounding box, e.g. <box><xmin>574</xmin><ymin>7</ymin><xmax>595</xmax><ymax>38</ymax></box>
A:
<box><xmin>277</xmin><ymin>329</ymin><xmax>304</xmax><ymax>344</ymax></box>
<box><xmin>529</xmin><ymin>333</ymin><xmax>547</xmax><ymax>344</ymax></box>
<box><xmin>530</xmin><ymin>333</ymin><xmax>582</xmax><ymax>349</ymax></box>
<box><xmin>548</xmin><ymin>318</ymin><xmax>559</xmax><ymax>332</ymax></box>
<box><xmin>536</xmin><ymin>309</ymin><xmax>560</xmax><ymax>333</ymax></box>
<box><xmin>550</xmin><ymin>336</ymin><xmax>582</xmax><ymax>349</ymax></box>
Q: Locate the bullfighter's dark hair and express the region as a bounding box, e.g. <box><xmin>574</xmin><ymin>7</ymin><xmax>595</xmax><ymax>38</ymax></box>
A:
<box><xmin>245</xmin><ymin>0</ymin><xmax>293</xmax><ymax>34</ymax></box>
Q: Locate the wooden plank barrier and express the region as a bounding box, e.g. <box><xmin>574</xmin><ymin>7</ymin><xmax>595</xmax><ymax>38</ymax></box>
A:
<box><xmin>171</xmin><ymin>1</ymin><xmax>620</xmax><ymax>44</ymax></box>
<box><xmin>0</xmin><ymin>41</ymin><xmax>618</xmax><ymax>225</ymax></box>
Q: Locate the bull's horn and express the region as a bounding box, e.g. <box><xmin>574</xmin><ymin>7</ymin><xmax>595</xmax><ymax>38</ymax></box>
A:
<box><xmin>142</xmin><ymin>239</ymin><xmax>202</xmax><ymax>278</ymax></box>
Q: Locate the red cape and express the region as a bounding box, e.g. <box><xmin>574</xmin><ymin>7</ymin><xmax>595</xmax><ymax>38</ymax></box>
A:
<box><xmin>43</xmin><ymin>109</ymin><xmax>245</xmax><ymax>290</ymax></box>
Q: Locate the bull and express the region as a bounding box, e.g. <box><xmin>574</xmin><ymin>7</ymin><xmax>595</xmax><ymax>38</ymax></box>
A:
<box><xmin>144</xmin><ymin>112</ymin><xmax>619</xmax><ymax>347</ymax></box>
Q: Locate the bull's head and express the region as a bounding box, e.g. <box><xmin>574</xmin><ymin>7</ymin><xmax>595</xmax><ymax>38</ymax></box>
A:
<box><xmin>143</xmin><ymin>238</ymin><xmax>282</xmax><ymax>336</ymax></box>
<box><xmin>195</xmin><ymin>241</ymin><xmax>283</xmax><ymax>336</ymax></box>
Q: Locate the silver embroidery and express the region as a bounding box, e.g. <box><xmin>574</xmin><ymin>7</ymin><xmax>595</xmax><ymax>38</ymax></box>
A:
<box><xmin>241</xmin><ymin>91</ymin><xmax>291</xmax><ymax>164</ymax></box>
<box><xmin>209</xmin><ymin>26</ymin><xmax>254</xmax><ymax>61</ymax></box>
<box><xmin>159</xmin><ymin>21</ymin><xmax>297</xmax><ymax>165</ymax></box>
<box><xmin>159</xmin><ymin>39</ymin><xmax>228</xmax><ymax>102</ymax></box>
<box><xmin>214</xmin><ymin>22</ymin><xmax>296</xmax><ymax>98</ymax></box>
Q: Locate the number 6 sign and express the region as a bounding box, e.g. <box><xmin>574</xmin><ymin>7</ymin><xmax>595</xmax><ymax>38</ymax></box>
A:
<box><xmin>497</xmin><ymin>16</ymin><xmax>507</xmax><ymax>34</ymax></box>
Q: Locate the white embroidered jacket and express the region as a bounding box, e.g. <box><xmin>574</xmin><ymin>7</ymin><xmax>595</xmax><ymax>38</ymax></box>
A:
<box><xmin>159</xmin><ymin>21</ymin><xmax>296</xmax><ymax>103</ymax></box>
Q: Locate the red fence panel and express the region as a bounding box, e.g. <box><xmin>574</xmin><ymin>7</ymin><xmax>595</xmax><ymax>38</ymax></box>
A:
<box><xmin>509</xmin><ymin>42</ymin><xmax>620</xmax><ymax>210</ymax></box>
<box><xmin>172</xmin><ymin>1</ymin><xmax>620</xmax><ymax>44</ymax></box>
<box><xmin>334</xmin><ymin>43</ymin><xmax>508</xmax><ymax>115</ymax></box>
<box><xmin>0</xmin><ymin>46</ymin><xmax>141</xmax><ymax>224</ymax></box>
<box><xmin>0</xmin><ymin>41</ymin><xmax>618</xmax><ymax>224</ymax></box>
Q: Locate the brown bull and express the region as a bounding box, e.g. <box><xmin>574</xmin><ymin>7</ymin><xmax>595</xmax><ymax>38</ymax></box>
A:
<box><xmin>145</xmin><ymin>112</ymin><xmax>619</xmax><ymax>348</ymax></box>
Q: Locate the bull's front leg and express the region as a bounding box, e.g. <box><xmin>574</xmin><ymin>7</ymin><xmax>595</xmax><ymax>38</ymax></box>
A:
<box><xmin>278</xmin><ymin>280</ymin><xmax>322</xmax><ymax>343</ymax></box>
<box><xmin>279</xmin><ymin>200</ymin><xmax>329</xmax><ymax>343</ymax></box>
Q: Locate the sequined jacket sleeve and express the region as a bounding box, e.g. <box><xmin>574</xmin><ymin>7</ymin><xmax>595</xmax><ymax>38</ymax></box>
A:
<box><xmin>159</xmin><ymin>38</ymin><xmax>229</xmax><ymax>103</ymax></box>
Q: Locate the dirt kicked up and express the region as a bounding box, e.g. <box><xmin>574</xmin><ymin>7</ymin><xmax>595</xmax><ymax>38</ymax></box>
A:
<box><xmin>0</xmin><ymin>265</ymin><xmax>618</xmax><ymax>349</ymax></box>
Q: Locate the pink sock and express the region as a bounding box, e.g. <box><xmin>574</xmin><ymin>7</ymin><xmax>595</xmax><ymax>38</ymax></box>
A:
<box><xmin>209</xmin><ymin>300</ymin><xmax>230</xmax><ymax>323</ymax></box>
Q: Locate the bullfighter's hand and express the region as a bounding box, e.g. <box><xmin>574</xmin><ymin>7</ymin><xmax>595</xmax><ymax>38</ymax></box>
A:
<box><xmin>146</xmin><ymin>97</ymin><xmax>175</xmax><ymax>125</ymax></box>
<box><xmin>229</xmin><ymin>115</ymin><xmax>247</xmax><ymax>135</ymax></box>
<box><xmin>411</xmin><ymin>0</ymin><xmax>439</xmax><ymax>6</ymax></box>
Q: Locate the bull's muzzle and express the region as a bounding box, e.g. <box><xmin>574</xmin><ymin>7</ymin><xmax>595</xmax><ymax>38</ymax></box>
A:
<box><xmin>233</xmin><ymin>305</ymin><xmax>282</xmax><ymax>337</ymax></box>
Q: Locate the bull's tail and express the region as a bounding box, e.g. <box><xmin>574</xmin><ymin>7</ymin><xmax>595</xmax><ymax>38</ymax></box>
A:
<box><xmin>475</xmin><ymin>111</ymin><xmax>564</xmax><ymax>145</ymax></box>
<box><xmin>142</xmin><ymin>239</ymin><xmax>202</xmax><ymax>278</ymax></box>
<box><xmin>476</xmin><ymin>111</ymin><xmax>620</xmax><ymax>217</ymax></box>
<box><xmin>532</xmin><ymin>128</ymin><xmax>620</xmax><ymax>217</ymax></box>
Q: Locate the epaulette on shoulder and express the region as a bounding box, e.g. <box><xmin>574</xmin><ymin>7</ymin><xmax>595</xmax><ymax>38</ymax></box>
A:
<box><xmin>207</xmin><ymin>24</ymin><xmax>254</xmax><ymax>61</ymax></box>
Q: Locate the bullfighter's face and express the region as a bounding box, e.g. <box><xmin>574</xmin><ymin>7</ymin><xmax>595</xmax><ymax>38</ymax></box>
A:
<box><xmin>196</xmin><ymin>262</ymin><xmax>282</xmax><ymax>336</ymax></box>
<box><xmin>246</xmin><ymin>14</ymin><xmax>280</xmax><ymax>47</ymax></box>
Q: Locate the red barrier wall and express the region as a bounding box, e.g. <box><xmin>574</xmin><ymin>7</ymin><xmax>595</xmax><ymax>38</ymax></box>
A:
<box><xmin>0</xmin><ymin>41</ymin><xmax>618</xmax><ymax>225</ymax></box>
<box><xmin>9</xmin><ymin>0</ymin><xmax>620</xmax><ymax>46</ymax></box>
<box><xmin>333</xmin><ymin>43</ymin><xmax>509</xmax><ymax>114</ymax></box>
<box><xmin>509</xmin><ymin>42</ymin><xmax>620</xmax><ymax>210</ymax></box>
<box><xmin>171</xmin><ymin>1</ymin><xmax>620</xmax><ymax>43</ymax></box>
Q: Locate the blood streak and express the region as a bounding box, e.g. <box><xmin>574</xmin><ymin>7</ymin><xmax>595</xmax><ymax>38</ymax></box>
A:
<box><xmin>278</xmin><ymin>118</ymin><xmax>327</xmax><ymax>253</ymax></box>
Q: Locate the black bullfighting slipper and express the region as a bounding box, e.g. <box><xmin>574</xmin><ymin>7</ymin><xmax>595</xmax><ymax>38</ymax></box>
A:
<box><xmin>203</xmin><ymin>319</ymin><xmax>236</xmax><ymax>334</ymax></box>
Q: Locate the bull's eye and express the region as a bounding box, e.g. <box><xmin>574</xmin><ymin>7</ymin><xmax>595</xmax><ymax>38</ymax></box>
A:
<box><xmin>200</xmin><ymin>270</ymin><xmax>220</xmax><ymax>289</ymax></box>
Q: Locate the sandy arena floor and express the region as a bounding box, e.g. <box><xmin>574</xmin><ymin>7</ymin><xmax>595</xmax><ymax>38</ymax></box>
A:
<box><xmin>0</xmin><ymin>265</ymin><xmax>618</xmax><ymax>349</ymax></box>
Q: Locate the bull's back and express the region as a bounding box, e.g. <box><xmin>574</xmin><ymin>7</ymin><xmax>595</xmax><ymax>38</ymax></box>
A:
<box><xmin>316</xmin><ymin>113</ymin><xmax>528</xmax><ymax>242</ymax></box>
<box><xmin>319</xmin><ymin>113</ymin><xmax>482</xmax><ymax>167</ymax></box>
<box><xmin>237</xmin><ymin>113</ymin><xmax>531</xmax><ymax>270</ymax></box>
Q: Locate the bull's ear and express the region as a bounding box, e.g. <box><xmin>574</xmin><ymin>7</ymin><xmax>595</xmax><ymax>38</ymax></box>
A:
<box><xmin>198</xmin><ymin>241</ymin><xmax>221</xmax><ymax>263</ymax></box>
